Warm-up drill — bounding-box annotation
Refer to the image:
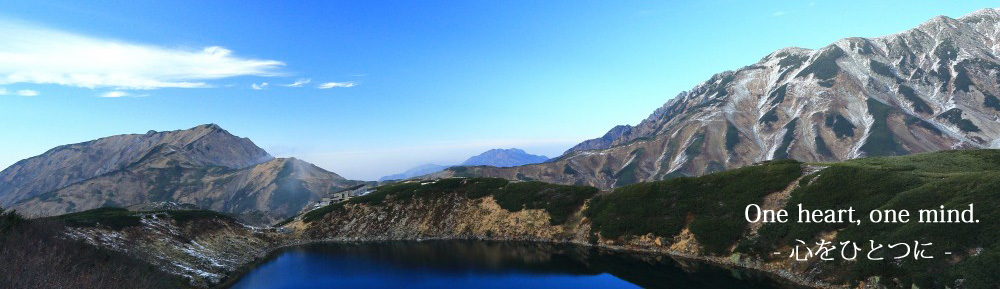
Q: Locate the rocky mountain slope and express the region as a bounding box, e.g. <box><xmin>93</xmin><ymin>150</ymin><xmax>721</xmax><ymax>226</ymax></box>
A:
<box><xmin>53</xmin><ymin>208</ymin><xmax>287</xmax><ymax>287</ymax></box>
<box><xmin>431</xmin><ymin>8</ymin><xmax>1000</xmax><ymax>189</ymax></box>
<box><xmin>2</xmin><ymin>125</ymin><xmax>366</xmax><ymax>224</ymax></box>
<box><xmin>0</xmin><ymin>124</ymin><xmax>272</xmax><ymax>207</ymax></box>
<box><xmin>380</xmin><ymin>148</ymin><xmax>548</xmax><ymax>181</ymax></box>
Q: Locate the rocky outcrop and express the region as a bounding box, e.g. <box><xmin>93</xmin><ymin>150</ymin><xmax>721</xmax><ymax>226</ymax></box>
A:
<box><xmin>432</xmin><ymin>8</ymin><xmax>1000</xmax><ymax>189</ymax></box>
<box><xmin>300</xmin><ymin>194</ymin><xmax>586</xmax><ymax>242</ymax></box>
<box><xmin>62</xmin><ymin>211</ymin><xmax>287</xmax><ymax>287</ymax></box>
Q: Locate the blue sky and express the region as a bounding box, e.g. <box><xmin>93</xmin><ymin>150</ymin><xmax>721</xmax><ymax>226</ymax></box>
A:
<box><xmin>0</xmin><ymin>1</ymin><xmax>995</xmax><ymax>180</ymax></box>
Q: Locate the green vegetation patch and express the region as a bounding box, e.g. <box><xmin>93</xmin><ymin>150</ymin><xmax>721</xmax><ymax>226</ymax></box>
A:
<box><xmin>933</xmin><ymin>39</ymin><xmax>958</xmax><ymax>62</ymax></box>
<box><xmin>776</xmin><ymin>53</ymin><xmax>807</xmax><ymax>80</ymax></box>
<box><xmin>984</xmin><ymin>93</ymin><xmax>1000</xmax><ymax>111</ymax></box>
<box><xmin>53</xmin><ymin>207</ymin><xmax>142</xmax><ymax>230</ymax></box>
<box><xmin>815</xmin><ymin>134</ymin><xmax>833</xmax><ymax>158</ymax></box>
<box><xmin>937</xmin><ymin>108</ymin><xmax>981</xmax><ymax>133</ymax></box>
<box><xmin>562</xmin><ymin>164</ymin><xmax>578</xmax><ymax>175</ymax></box>
<box><xmin>745</xmin><ymin>149</ymin><xmax>1000</xmax><ymax>288</ymax></box>
<box><xmin>614</xmin><ymin>148</ymin><xmax>646</xmax><ymax>187</ymax></box>
<box><xmin>0</xmin><ymin>208</ymin><xmax>26</xmax><ymax>235</ymax></box>
<box><xmin>869</xmin><ymin>59</ymin><xmax>900</xmax><ymax>82</ymax></box>
<box><xmin>50</xmin><ymin>207</ymin><xmax>235</xmax><ymax>229</ymax></box>
<box><xmin>860</xmin><ymin>98</ymin><xmax>908</xmax><ymax>156</ymax></box>
<box><xmin>824</xmin><ymin>113</ymin><xmax>856</xmax><ymax>138</ymax></box>
<box><xmin>725</xmin><ymin>122</ymin><xmax>741</xmax><ymax>150</ymax></box>
<box><xmin>796</xmin><ymin>46</ymin><xmax>845</xmax><ymax>87</ymax></box>
<box><xmin>768</xmin><ymin>84</ymin><xmax>788</xmax><ymax>106</ymax></box>
<box><xmin>897</xmin><ymin>85</ymin><xmax>932</xmax><ymax>114</ymax></box>
<box><xmin>683</xmin><ymin>134</ymin><xmax>705</xmax><ymax>157</ymax></box>
<box><xmin>773</xmin><ymin>119</ymin><xmax>798</xmax><ymax>160</ymax></box>
<box><xmin>904</xmin><ymin>115</ymin><xmax>942</xmax><ymax>136</ymax></box>
<box><xmin>303</xmin><ymin>177</ymin><xmax>596</xmax><ymax>225</ymax></box>
<box><xmin>759</xmin><ymin>108</ymin><xmax>779</xmax><ymax>126</ymax></box>
<box><xmin>586</xmin><ymin>160</ymin><xmax>802</xmax><ymax>254</ymax></box>
<box><xmin>493</xmin><ymin>182</ymin><xmax>598</xmax><ymax>225</ymax></box>
<box><xmin>163</xmin><ymin>210</ymin><xmax>234</xmax><ymax>225</ymax></box>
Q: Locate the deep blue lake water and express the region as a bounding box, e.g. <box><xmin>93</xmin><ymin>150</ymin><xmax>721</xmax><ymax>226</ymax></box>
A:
<box><xmin>230</xmin><ymin>241</ymin><xmax>793</xmax><ymax>289</ymax></box>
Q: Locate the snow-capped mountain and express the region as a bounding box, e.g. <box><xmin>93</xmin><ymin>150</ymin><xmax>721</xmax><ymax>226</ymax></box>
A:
<box><xmin>432</xmin><ymin>8</ymin><xmax>1000</xmax><ymax>189</ymax></box>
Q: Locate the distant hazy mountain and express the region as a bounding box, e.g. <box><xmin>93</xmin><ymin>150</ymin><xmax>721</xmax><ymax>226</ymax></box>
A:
<box><xmin>379</xmin><ymin>148</ymin><xmax>548</xmax><ymax>181</ymax></box>
<box><xmin>0</xmin><ymin>124</ymin><xmax>366</xmax><ymax>224</ymax></box>
<box><xmin>379</xmin><ymin>164</ymin><xmax>451</xmax><ymax>181</ymax></box>
<box><xmin>430</xmin><ymin>9</ymin><xmax>1000</xmax><ymax>189</ymax></box>
<box><xmin>461</xmin><ymin>148</ymin><xmax>548</xmax><ymax>167</ymax></box>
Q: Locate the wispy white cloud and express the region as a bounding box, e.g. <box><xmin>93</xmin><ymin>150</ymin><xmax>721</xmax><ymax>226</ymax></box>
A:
<box><xmin>251</xmin><ymin>82</ymin><xmax>269</xmax><ymax>90</ymax></box>
<box><xmin>0</xmin><ymin>19</ymin><xmax>285</xmax><ymax>90</ymax></box>
<box><xmin>772</xmin><ymin>11</ymin><xmax>787</xmax><ymax>17</ymax></box>
<box><xmin>99</xmin><ymin>91</ymin><xmax>147</xmax><ymax>98</ymax></box>
<box><xmin>16</xmin><ymin>89</ymin><xmax>38</xmax><ymax>96</ymax></box>
<box><xmin>317</xmin><ymin>82</ymin><xmax>355</xmax><ymax>89</ymax></box>
<box><xmin>283</xmin><ymin>78</ymin><xmax>311</xmax><ymax>87</ymax></box>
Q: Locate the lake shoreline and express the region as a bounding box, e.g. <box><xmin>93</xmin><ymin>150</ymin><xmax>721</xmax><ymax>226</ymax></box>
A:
<box><xmin>214</xmin><ymin>236</ymin><xmax>830</xmax><ymax>289</ymax></box>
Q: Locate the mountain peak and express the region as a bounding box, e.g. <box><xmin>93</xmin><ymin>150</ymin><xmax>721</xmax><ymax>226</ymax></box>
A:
<box><xmin>441</xmin><ymin>8</ymin><xmax>1000</xmax><ymax>189</ymax></box>
<box><xmin>461</xmin><ymin>148</ymin><xmax>548</xmax><ymax>167</ymax></box>
<box><xmin>0</xmin><ymin>124</ymin><xmax>273</xmax><ymax>206</ymax></box>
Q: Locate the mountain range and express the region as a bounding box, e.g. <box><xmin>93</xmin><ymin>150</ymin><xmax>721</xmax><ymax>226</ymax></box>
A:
<box><xmin>4</xmin><ymin>7</ymin><xmax>1000</xmax><ymax>228</ymax></box>
<box><xmin>379</xmin><ymin>148</ymin><xmax>547</xmax><ymax>181</ymax></box>
<box><xmin>429</xmin><ymin>8</ymin><xmax>1000</xmax><ymax>189</ymax></box>
<box><xmin>0</xmin><ymin>124</ymin><xmax>366</xmax><ymax>224</ymax></box>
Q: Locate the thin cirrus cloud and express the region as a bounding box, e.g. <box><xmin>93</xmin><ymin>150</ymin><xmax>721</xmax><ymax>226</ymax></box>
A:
<box><xmin>100</xmin><ymin>91</ymin><xmax>146</xmax><ymax>98</ymax></box>
<box><xmin>0</xmin><ymin>88</ymin><xmax>39</xmax><ymax>96</ymax></box>
<box><xmin>283</xmin><ymin>78</ymin><xmax>311</xmax><ymax>87</ymax></box>
<box><xmin>251</xmin><ymin>82</ymin><xmax>269</xmax><ymax>90</ymax></box>
<box><xmin>317</xmin><ymin>82</ymin><xmax>356</xmax><ymax>89</ymax></box>
<box><xmin>0</xmin><ymin>19</ymin><xmax>285</xmax><ymax>90</ymax></box>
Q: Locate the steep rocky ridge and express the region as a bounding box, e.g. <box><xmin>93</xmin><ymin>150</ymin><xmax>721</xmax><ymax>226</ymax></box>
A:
<box><xmin>430</xmin><ymin>9</ymin><xmax>1000</xmax><ymax>189</ymax></box>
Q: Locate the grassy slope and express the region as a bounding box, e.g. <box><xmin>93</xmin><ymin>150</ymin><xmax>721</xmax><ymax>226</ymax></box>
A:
<box><xmin>589</xmin><ymin>149</ymin><xmax>1000</xmax><ymax>288</ymax></box>
<box><xmin>587</xmin><ymin>159</ymin><xmax>803</xmax><ymax>254</ymax></box>
<box><xmin>51</xmin><ymin>207</ymin><xmax>236</xmax><ymax>230</ymax></box>
<box><xmin>750</xmin><ymin>150</ymin><xmax>1000</xmax><ymax>288</ymax></box>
